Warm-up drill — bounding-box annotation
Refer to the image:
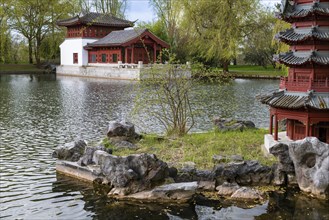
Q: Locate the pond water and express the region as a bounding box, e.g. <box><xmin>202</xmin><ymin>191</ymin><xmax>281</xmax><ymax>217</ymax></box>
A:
<box><xmin>0</xmin><ymin>74</ymin><xmax>328</xmax><ymax>219</ymax></box>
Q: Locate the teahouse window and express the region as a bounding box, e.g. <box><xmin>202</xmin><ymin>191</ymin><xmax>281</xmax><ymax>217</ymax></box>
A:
<box><xmin>73</xmin><ymin>53</ymin><xmax>78</xmax><ymax>64</ymax></box>
<box><xmin>91</xmin><ymin>54</ymin><xmax>96</xmax><ymax>63</ymax></box>
<box><xmin>112</xmin><ymin>54</ymin><xmax>118</xmax><ymax>63</ymax></box>
<box><xmin>101</xmin><ymin>54</ymin><xmax>106</xmax><ymax>63</ymax></box>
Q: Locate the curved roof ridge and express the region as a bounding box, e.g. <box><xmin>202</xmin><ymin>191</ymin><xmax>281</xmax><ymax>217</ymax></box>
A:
<box><xmin>276</xmin><ymin>27</ymin><xmax>329</xmax><ymax>43</ymax></box>
<box><xmin>274</xmin><ymin>51</ymin><xmax>329</xmax><ymax>65</ymax></box>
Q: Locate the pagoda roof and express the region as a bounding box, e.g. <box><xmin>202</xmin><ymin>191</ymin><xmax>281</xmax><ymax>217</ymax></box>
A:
<box><xmin>85</xmin><ymin>28</ymin><xmax>170</xmax><ymax>48</ymax></box>
<box><xmin>276</xmin><ymin>26</ymin><xmax>329</xmax><ymax>43</ymax></box>
<box><xmin>274</xmin><ymin>51</ymin><xmax>329</xmax><ymax>66</ymax></box>
<box><xmin>261</xmin><ymin>90</ymin><xmax>329</xmax><ymax>110</ymax></box>
<box><xmin>278</xmin><ymin>1</ymin><xmax>329</xmax><ymax>22</ymax></box>
<box><xmin>57</xmin><ymin>12</ymin><xmax>133</xmax><ymax>28</ymax></box>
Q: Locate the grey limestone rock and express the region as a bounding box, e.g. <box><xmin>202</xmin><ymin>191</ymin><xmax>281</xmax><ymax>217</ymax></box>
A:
<box><xmin>288</xmin><ymin>137</ymin><xmax>329</xmax><ymax>199</ymax></box>
<box><xmin>107</xmin><ymin>120</ymin><xmax>141</xmax><ymax>143</ymax></box>
<box><xmin>212</xmin><ymin>154</ymin><xmax>244</xmax><ymax>163</ymax></box>
<box><xmin>230</xmin><ymin>187</ymin><xmax>264</xmax><ymax>200</ymax></box>
<box><xmin>78</xmin><ymin>145</ymin><xmax>112</xmax><ymax>166</ymax></box>
<box><xmin>213</xmin><ymin>160</ymin><xmax>273</xmax><ymax>186</ymax></box>
<box><xmin>92</xmin><ymin>151</ymin><xmax>169</xmax><ymax>195</ymax></box>
<box><xmin>52</xmin><ymin>140</ymin><xmax>87</xmax><ymax>162</ymax></box>
<box><xmin>216</xmin><ymin>182</ymin><xmax>240</xmax><ymax>196</ymax></box>
<box><xmin>114</xmin><ymin>182</ymin><xmax>198</xmax><ymax>202</ymax></box>
<box><xmin>213</xmin><ymin>117</ymin><xmax>256</xmax><ymax>132</ymax></box>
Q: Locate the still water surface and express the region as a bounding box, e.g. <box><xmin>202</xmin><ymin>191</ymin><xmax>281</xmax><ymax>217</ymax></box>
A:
<box><xmin>0</xmin><ymin>74</ymin><xmax>328</xmax><ymax>219</ymax></box>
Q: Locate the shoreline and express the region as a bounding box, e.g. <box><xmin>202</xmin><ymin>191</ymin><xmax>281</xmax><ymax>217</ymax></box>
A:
<box><xmin>1</xmin><ymin>72</ymin><xmax>281</xmax><ymax>80</ymax></box>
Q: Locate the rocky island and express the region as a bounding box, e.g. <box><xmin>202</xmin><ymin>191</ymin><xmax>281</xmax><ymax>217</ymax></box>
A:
<box><xmin>52</xmin><ymin>121</ymin><xmax>329</xmax><ymax>204</ymax></box>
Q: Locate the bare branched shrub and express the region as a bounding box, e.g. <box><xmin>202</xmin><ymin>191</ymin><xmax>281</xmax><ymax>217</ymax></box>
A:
<box><xmin>133</xmin><ymin>51</ymin><xmax>232</xmax><ymax>137</ymax></box>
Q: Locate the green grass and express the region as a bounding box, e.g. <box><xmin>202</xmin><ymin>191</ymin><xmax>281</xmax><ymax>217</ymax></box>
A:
<box><xmin>104</xmin><ymin>129</ymin><xmax>277</xmax><ymax>169</ymax></box>
<box><xmin>219</xmin><ymin>65</ymin><xmax>286</xmax><ymax>77</ymax></box>
<box><xmin>0</xmin><ymin>64</ymin><xmax>44</xmax><ymax>73</ymax></box>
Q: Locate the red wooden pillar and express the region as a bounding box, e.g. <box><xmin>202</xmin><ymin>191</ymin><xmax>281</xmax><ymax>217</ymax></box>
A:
<box><xmin>269</xmin><ymin>114</ymin><xmax>273</xmax><ymax>135</ymax></box>
<box><xmin>153</xmin><ymin>43</ymin><xmax>157</xmax><ymax>63</ymax></box>
<box><xmin>274</xmin><ymin>114</ymin><xmax>278</xmax><ymax>140</ymax></box>
<box><xmin>306</xmin><ymin>117</ymin><xmax>310</xmax><ymax>137</ymax></box>
<box><xmin>125</xmin><ymin>47</ymin><xmax>128</xmax><ymax>63</ymax></box>
<box><xmin>131</xmin><ymin>45</ymin><xmax>134</xmax><ymax>63</ymax></box>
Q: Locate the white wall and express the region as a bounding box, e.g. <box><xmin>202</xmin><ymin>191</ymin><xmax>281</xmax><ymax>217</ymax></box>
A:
<box><xmin>56</xmin><ymin>65</ymin><xmax>141</xmax><ymax>80</ymax></box>
<box><xmin>59</xmin><ymin>38</ymin><xmax>97</xmax><ymax>66</ymax></box>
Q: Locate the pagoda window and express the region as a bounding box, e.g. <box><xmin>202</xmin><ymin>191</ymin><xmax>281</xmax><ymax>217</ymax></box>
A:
<box><xmin>296</xmin><ymin>74</ymin><xmax>309</xmax><ymax>82</ymax></box>
<box><xmin>101</xmin><ymin>54</ymin><xmax>107</xmax><ymax>63</ymax></box>
<box><xmin>73</xmin><ymin>53</ymin><xmax>78</xmax><ymax>64</ymax></box>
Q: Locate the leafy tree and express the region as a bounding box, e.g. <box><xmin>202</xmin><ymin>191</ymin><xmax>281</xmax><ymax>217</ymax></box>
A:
<box><xmin>137</xmin><ymin>20</ymin><xmax>169</xmax><ymax>43</ymax></box>
<box><xmin>242</xmin><ymin>8</ymin><xmax>277</xmax><ymax>67</ymax></box>
<box><xmin>182</xmin><ymin>0</ymin><xmax>258</xmax><ymax>72</ymax></box>
<box><xmin>80</xmin><ymin>0</ymin><xmax>127</xmax><ymax>18</ymax></box>
<box><xmin>149</xmin><ymin>0</ymin><xmax>182</xmax><ymax>49</ymax></box>
<box><xmin>0</xmin><ymin>1</ymin><xmax>12</xmax><ymax>63</ymax></box>
<box><xmin>9</xmin><ymin>0</ymin><xmax>79</xmax><ymax>64</ymax></box>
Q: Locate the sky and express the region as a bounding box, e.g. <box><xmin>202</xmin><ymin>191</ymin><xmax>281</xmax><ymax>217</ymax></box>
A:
<box><xmin>126</xmin><ymin>0</ymin><xmax>282</xmax><ymax>23</ymax></box>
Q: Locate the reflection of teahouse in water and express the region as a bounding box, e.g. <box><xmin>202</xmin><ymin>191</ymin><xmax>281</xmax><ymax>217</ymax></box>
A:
<box><xmin>261</xmin><ymin>0</ymin><xmax>329</xmax><ymax>149</ymax></box>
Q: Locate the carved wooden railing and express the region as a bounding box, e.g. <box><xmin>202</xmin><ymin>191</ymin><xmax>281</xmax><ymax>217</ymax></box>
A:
<box><xmin>280</xmin><ymin>77</ymin><xmax>329</xmax><ymax>92</ymax></box>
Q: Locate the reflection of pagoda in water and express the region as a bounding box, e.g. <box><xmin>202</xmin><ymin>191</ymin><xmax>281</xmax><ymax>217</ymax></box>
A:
<box><xmin>261</xmin><ymin>0</ymin><xmax>329</xmax><ymax>144</ymax></box>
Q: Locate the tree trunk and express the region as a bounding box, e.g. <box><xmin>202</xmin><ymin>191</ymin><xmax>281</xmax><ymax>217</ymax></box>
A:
<box><xmin>35</xmin><ymin>37</ymin><xmax>41</xmax><ymax>66</ymax></box>
<box><xmin>222</xmin><ymin>60</ymin><xmax>229</xmax><ymax>73</ymax></box>
<box><xmin>28</xmin><ymin>38</ymin><xmax>33</xmax><ymax>64</ymax></box>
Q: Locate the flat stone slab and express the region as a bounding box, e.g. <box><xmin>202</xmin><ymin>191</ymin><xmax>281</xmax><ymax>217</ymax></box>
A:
<box><xmin>110</xmin><ymin>182</ymin><xmax>198</xmax><ymax>203</ymax></box>
<box><xmin>56</xmin><ymin>160</ymin><xmax>102</xmax><ymax>182</ymax></box>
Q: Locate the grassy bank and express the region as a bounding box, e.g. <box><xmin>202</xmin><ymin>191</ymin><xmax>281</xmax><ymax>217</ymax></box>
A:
<box><xmin>221</xmin><ymin>65</ymin><xmax>286</xmax><ymax>78</ymax></box>
<box><xmin>0</xmin><ymin>64</ymin><xmax>45</xmax><ymax>74</ymax></box>
<box><xmin>105</xmin><ymin>129</ymin><xmax>276</xmax><ymax>170</ymax></box>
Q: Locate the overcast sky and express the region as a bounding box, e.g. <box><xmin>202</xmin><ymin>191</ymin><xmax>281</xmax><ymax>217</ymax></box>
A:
<box><xmin>126</xmin><ymin>0</ymin><xmax>281</xmax><ymax>23</ymax></box>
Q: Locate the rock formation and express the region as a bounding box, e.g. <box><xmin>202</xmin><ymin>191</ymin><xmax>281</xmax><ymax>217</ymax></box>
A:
<box><xmin>213</xmin><ymin>160</ymin><xmax>273</xmax><ymax>186</ymax></box>
<box><xmin>52</xmin><ymin>140</ymin><xmax>87</xmax><ymax>162</ymax></box>
<box><xmin>213</xmin><ymin>117</ymin><xmax>255</xmax><ymax>132</ymax></box>
<box><xmin>288</xmin><ymin>137</ymin><xmax>329</xmax><ymax>199</ymax></box>
<box><xmin>107</xmin><ymin>120</ymin><xmax>141</xmax><ymax>148</ymax></box>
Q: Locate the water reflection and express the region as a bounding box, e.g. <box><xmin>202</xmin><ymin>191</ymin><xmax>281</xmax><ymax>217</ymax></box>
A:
<box><xmin>54</xmin><ymin>174</ymin><xmax>270</xmax><ymax>220</ymax></box>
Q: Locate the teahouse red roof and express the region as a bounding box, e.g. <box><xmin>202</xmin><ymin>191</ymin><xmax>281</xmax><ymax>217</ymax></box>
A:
<box><xmin>84</xmin><ymin>28</ymin><xmax>170</xmax><ymax>49</ymax></box>
<box><xmin>57</xmin><ymin>12</ymin><xmax>133</xmax><ymax>28</ymax></box>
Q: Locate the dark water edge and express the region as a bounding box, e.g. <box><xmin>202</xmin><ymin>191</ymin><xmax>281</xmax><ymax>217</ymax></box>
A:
<box><xmin>1</xmin><ymin>74</ymin><xmax>328</xmax><ymax>219</ymax></box>
<box><xmin>53</xmin><ymin>174</ymin><xmax>329</xmax><ymax>220</ymax></box>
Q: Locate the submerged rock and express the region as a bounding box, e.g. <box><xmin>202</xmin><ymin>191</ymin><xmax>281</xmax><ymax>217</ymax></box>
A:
<box><xmin>113</xmin><ymin>182</ymin><xmax>198</xmax><ymax>202</ymax></box>
<box><xmin>216</xmin><ymin>182</ymin><xmax>240</xmax><ymax>196</ymax></box>
<box><xmin>288</xmin><ymin>137</ymin><xmax>329</xmax><ymax>199</ymax></box>
<box><xmin>230</xmin><ymin>187</ymin><xmax>264</xmax><ymax>200</ymax></box>
<box><xmin>52</xmin><ymin>140</ymin><xmax>87</xmax><ymax>162</ymax></box>
<box><xmin>213</xmin><ymin>117</ymin><xmax>256</xmax><ymax>132</ymax></box>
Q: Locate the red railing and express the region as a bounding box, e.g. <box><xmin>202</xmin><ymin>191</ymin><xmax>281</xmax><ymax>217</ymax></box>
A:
<box><xmin>280</xmin><ymin>77</ymin><xmax>329</xmax><ymax>92</ymax></box>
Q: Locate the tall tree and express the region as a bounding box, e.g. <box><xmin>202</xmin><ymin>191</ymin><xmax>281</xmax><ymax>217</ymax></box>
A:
<box><xmin>149</xmin><ymin>0</ymin><xmax>181</xmax><ymax>49</ymax></box>
<box><xmin>182</xmin><ymin>0</ymin><xmax>258</xmax><ymax>71</ymax></box>
<box><xmin>242</xmin><ymin>8</ymin><xmax>277</xmax><ymax>67</ymax></box>
<box><xmin>0</xmin><ymin>0</ymin><xmax>12</xmax><ymax>63</ymax></box>
<box><xmin>85</xmin><ymin>0</ymin><xmax>128</xmax><ymax>18</ymax></box>
<box><xmin>9</xmin><ymin>0</ymin><xmax>79</xmax><ymax>64</ymax></box>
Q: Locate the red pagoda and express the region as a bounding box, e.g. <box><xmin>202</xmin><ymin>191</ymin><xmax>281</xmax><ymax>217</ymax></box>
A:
<box><xmin>261</xmin><ymin>0</ymin><xmax>329</xmax><ymax>143</ymax></box>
